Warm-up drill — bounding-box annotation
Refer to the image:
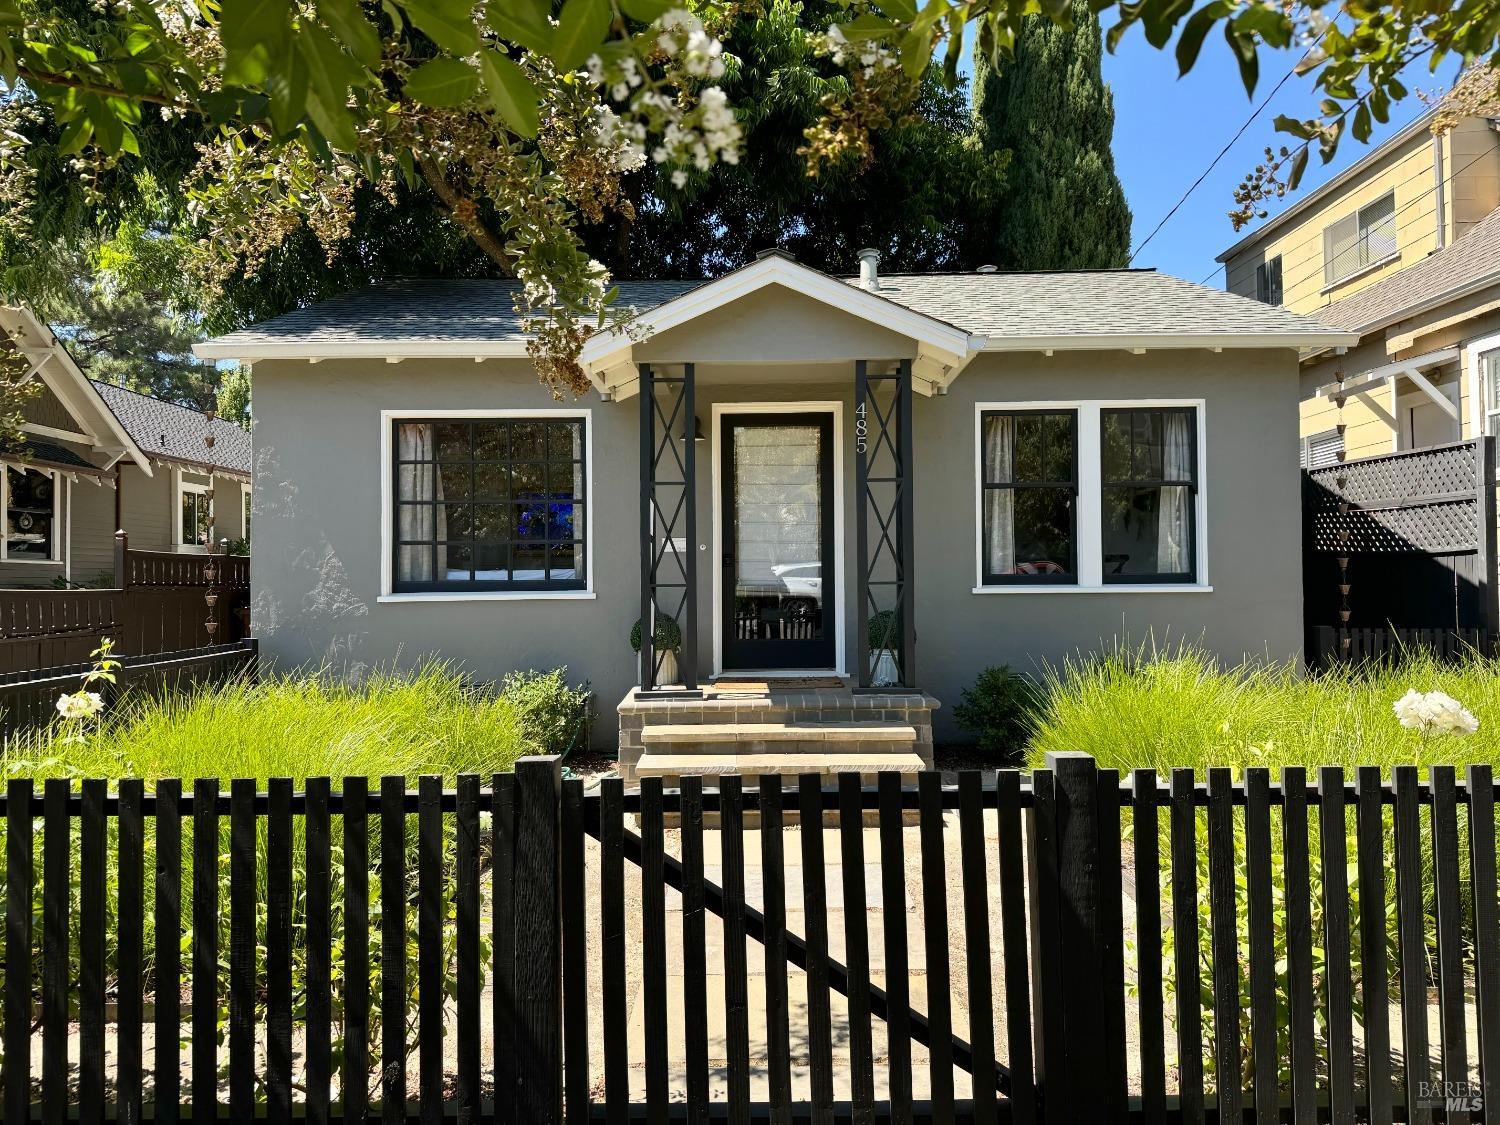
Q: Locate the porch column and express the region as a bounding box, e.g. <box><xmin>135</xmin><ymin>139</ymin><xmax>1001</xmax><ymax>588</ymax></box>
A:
<box><xmin>638</xmin><ymin>362</ymin><xmax>699</xmax><ymax>692</ymax></box>
<box><xmin>854</xmin><ymin>358</ymin><xmax>916</xmax><ymax>689</ymax></box>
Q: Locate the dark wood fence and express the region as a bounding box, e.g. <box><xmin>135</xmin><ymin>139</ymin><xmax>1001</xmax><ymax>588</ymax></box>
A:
<box><xmin>2</xmin><ymin>754</ymin><xmax>1497</xmax><ymax>1123</ymax></box>
<box><xmin>1303</xmin><ymin>438</ymin><xmax>1500</xmax><ymax>662</ymax></box>
<box><xmin>1312</xmin><ymin>624</ymin><xmax>1496</xmax><ymax>666</ymax></box>
<box><xmin>0</xmin><ymin>639</ymin><xmax>257</xmax><ymax>737</ymax></box>
<box><xmin>0</xmin><ymin>532</ymin><xmax>250</xmax><ymax>675</ymax></box>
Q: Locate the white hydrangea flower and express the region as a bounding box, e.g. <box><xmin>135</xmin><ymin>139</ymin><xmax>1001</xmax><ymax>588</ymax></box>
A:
<box><xmin>671</xmin><ymin>169</ymin><xmax>688</xmax><ymax>188</ymax></box>
<box><xmin>56</xmin><ymin>691</ymin><xmax>104</xmax><ymax>721</ymax></box>
<box><xmin>1393</xmin><ymin>689</ymin><xmax>1479</xmax><ymax>736</ymax></box>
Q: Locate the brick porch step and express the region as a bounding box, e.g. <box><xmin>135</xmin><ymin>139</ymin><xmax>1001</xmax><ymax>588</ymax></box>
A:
<box><xmin>641</xmin><ymin>720</ymin><xmax>917</xmax><ymax>748</ymax></box>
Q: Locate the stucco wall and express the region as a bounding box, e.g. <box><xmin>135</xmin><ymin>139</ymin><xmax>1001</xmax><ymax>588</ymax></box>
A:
<box><xmin>251</xmin><ymin>338</ymin><xmax>1305</xmax><ymax>746</ymax></box>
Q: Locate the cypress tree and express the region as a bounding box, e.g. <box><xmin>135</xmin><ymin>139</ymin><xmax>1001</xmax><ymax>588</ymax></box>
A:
<box><xmin>972</xmin><ymin>0</ymin><xmax>1132</xmax><ymax>270</ymax></box>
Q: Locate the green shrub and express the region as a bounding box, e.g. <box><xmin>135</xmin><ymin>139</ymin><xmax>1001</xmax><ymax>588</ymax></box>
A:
<box><xmin>630</xmin><ymin>612</ymin><xmax>682</xmax><ymax>653</ymax></box>
<box><xmin>952</xmin><ymin>665</ymin><xmax>1038</xmax><ymax>762</ymax></box>
<box><xmin>867</xmin><ymin>609</ymin><xmax>901</xmax><ymax>652</ymax></box>
<box><xmin>498</xmin><ymin>667</ymin><xmax>592</xmax><ymax>758</ymax></box>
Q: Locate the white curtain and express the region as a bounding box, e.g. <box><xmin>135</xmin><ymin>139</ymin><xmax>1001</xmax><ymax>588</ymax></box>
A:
<box><xmin>1157</xmin><ymin>413</ymin><xmax>1192</xmax><ymax>574</ymax></box>
<box><xmin>397</xmin><ymin>424</ymin><xmax>448</xmax><ymax>581</ymax></box>
<box><xmin>984</xmin><ymin>416</ymin><xmax>1015</xmax><ymax>576</ymax></box>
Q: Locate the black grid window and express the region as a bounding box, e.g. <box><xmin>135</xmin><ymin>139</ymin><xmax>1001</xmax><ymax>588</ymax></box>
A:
<box><xmin>979</xmin><ymin>410</ymin><xmax>1078</xmax><ymax>584</ymax></box>
<box><xmin>392</xmin><ymin>417</ymin><xmax>586</xmax><ymax>592</ymax></box>
<box><xmin>1100</xmin><ymin>407</ymin><xmax>1197</xmax><ymax>583</ymax></box>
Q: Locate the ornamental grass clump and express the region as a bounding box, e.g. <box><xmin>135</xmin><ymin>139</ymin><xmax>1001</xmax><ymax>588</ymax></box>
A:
<box><xmin>1025</xmin><ymin>638</ymin><xmax>1500</xmax><ymax>773</ymax></box>
<box><xmin>4</xmin><ymin>659</ymin><xmax>531</xmax><ymax>782</ymax></box>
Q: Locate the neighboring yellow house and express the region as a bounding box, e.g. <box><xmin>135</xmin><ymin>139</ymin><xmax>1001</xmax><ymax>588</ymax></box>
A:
<box><xmin>1216</xmin><ymin>109</ymin><xmax>1500</xmax><ymax>464</ymax></box>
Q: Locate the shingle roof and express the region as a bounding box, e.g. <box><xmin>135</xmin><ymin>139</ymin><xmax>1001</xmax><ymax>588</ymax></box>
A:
<box><xmin>1314</xmin><ymin>208</ymin><xmax>1500</xmax><ymax>335</ymax></box>
<box><xmin>90</xmin><ymin>381</ymin><xmax>252</xmax><ymax>475</ymax></box>
<box><xmin>2</xmin><ymin>439</ymin><xmax>100</xmax><ymax>471</ymax></box>
<box><xmin>199</xmin><ymin>268</ymin><xmax>1346</xmax><ymax>353</ymax></box>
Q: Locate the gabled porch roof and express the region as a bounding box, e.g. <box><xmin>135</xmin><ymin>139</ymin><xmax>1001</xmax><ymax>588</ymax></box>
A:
<box><xmin>578</xmin><ymin>251</ymin><xmax>983</xmax><ymax>398</ymax></box>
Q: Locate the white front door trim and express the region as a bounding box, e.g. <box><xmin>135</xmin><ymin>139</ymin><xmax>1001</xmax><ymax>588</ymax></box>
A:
<box><xmin>710</xmin><ymin>401</ymin><xmax>845</xmax><ymax>677</ymax></box>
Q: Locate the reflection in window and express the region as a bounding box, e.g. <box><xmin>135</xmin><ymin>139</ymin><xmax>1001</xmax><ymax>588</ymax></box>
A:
<box><xmin>1100</xmin><ymin>408</ymin><xmax>1196</xmax><ymax>582</ymax></box>
<box><xmin>6</xmin><ymin>466</ymin><xmax>54</xmax><ymax>559</ymax></box>
<box><xmin>181</xmin><ymin>488</ymin><xmax>212</xmax><ymax>547</ymax></box>
<box><xmin>393</xmin><ymin>418</ymin><xmax>586</xmax><ymax>592</ymax></box>
<box><xmin>980</xmin><ymin>411</ymin><xmax>1077</xmax><ymax>583</ymax></box>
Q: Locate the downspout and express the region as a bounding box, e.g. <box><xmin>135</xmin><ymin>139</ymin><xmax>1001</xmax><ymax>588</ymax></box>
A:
<box><xmin>1434</xmin><ymin>133</ymin><xmax>1448</xmax><ymax>249</ymax></box>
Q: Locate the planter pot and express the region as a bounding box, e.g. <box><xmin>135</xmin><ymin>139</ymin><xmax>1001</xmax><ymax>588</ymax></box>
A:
<box><xmin>871</xmin><ymin>648</ymin><xmax>899</xmax><ymax>687</ymax></box>
<box><xmin>638</xmin><ymin>648</ymin><xmax>680</xmax><ymax>686</ymax></box>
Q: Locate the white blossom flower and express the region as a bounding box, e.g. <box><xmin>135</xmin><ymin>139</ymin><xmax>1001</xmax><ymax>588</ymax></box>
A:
<box><xmin>55</xmin><ymin>691</ymin><xmax>104</xmax><ymax>721</ymax></box>
<box><xmin>671</xmin><ymin>168</ymin><xmax>688</xmax><ymax>188</ymax></box>
<box><xmin>1393</xmin><ymin>689</ymin><xmax>1479</xmax><ymax>735</ymax></box>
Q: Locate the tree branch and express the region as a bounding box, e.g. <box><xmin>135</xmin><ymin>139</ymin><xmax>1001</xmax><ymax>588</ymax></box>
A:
<box><xmin>15</xmin><ymin>66</ymin><xmax>195</xmax><ymax>112</ymax></box>
<box><xmin>415</xmin><ymin>155</ymin><xmax>515</xmax><ymax>276</ymax></box>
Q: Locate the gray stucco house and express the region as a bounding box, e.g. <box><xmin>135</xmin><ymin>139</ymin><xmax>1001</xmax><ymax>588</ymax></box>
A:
<box><xmin>197</xmin><ymin>251</ymin><xmax>1355</xmax><ymax>765</ymax></box>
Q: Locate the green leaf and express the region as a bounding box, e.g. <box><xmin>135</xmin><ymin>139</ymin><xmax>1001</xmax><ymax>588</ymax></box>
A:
<box><xmin>879</xmin><ymin>0</ymin><xmax>918</xmax><ymax>21</ymax></box>
<box><xmin>486</xmin><ymin>0</ymin><xmax>552</xmax><ymax>53</ymax></box>
<box><xmin>1223</xmin><ymin>22</ymin><xmax>1258</xmax><ymax>96</ymax></box>
<box><xmin>56</xmin><ymin>116</ymin><xmax>93</xmax><ymax>156</ymax></box>
<box><xmin>1286</xmin><ymin>143</ymin><xmax>1310</xmax><ymax>190</ymax></box>
<box><xmin>479</xmin><ymin>49</ymin><xmax>538</xmax><ymax>137</ymax></box>
<box><xmin>552</xmin><ymin>0</ymin><xmax>611</xmax><ymax>71</ymax></box>
<box><xmin>317</xmin><ymin>0</ymin><xmax>381</xmax><ymax>66</ymax></box>
<box><xmin>618</xmin><ymin>0</ymin><xmax>672</xmax><ymax>20</ymax></box>
<box><xmin>220</xmin><ymin>0</ymin><xmax>292</xmax><ymax>83</ymax></box>
<box><xmin>85</xmin><ymin>94</ymin><xmax>124</xmax><ymax>154</ymax></box>
<box><xmin>403</xmin><ymin>0</ymin><xmax>481</xmax><ymax>55</ymax></box>
<box><xmin>266</xmin><ymin>44</ymin><xmax>310</xmax><ymax>134</ymax></box>
<box><xmin>1351</xmin><ymin>101</ymin><xmax>1371</xmax><ymax>143</ymax></box>
<box><xmin>1175</xmin><ymin>2</ymin><xmax>1228</xmax><ymax>76</ymax></box>
<box><xmin>403</xmin><ymin>55</ymin><xmax>479</xmax><ymax>105</ymax></box>
<box><xmin>299</xmin><ymin>23</ymin><xmax>360</xmax><ymax>113</ymax></box>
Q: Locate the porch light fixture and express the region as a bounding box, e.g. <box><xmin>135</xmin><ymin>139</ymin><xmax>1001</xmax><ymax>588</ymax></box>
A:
<box><xmin>681</xmin><ymin>414</ymin><xmax>706</xmax><ymax>442</ymax></box>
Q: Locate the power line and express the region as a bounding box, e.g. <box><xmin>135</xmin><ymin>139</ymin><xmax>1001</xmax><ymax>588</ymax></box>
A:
<box><xmin>1128</xmin><ymin>61</ymin><xmax>1300</xmax><ymax>265</ymax></box>
<box><xmin>1204</xmin><ymin>140</ymin><xmax>1497</xmax><ymax>299</ymax></box>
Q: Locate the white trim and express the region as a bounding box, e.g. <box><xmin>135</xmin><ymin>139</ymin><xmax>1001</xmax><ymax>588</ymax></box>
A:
<box><xmin>173</xmin><ymin>470</ymin><xmax>213</xmax><ymax>553</ymax></box>
<box><xmin>21</xmin><ymin>422</ymin><xmax>92</xmax><ymax>444</ymax></box>
<box><xmin>0</xmin><ymin>461</ymin><xmax>63</xmax><ymax>563</ymax></box>
<box><xmin>63</xmin><ymin>476</ymin><xmax>71</xmax><ymax>583</ymax></box>
<box><xmin>1465</xmin><ymin>330</ymin><xmax>1500</xmax><ymax>441</ymax></box>
<box><xmin>195</xmin><ymin>339</ymin><xmax>535</xmax><ymax>361</ymax></box>
<box><xmin>710</xmin><ymin>401</ymin><xmax>846</xmax><ymax>678</ymax></box>
<box><xmin>378</xmin><ymin>407</ymin><xmax>595</xmax><ymax>599</ymax></box>
<box><xmin>1319</xmin><ymin>250</ymin><xmax>1402</xmax><ymax>295</ymax></box>
<box><xmin>971</xmin><ymin>398</ymin><xmax>1209</xmax><ymax>593</ymax></box>
<box><xmin>971</xmin><ymin>585</ymin><xmax>1215</xmax><ymax>595</ymax></box>
<box><xmin>578</xmin><ymin>256</ymin><xmax>978</xmax><ymax>393</ymax></box>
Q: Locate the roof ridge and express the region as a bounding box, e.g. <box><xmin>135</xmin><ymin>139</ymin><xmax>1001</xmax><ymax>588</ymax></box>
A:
<box><xmin>90</xmin><ymin>378</ymin><xmax>233</xmax><ymax>424</ymax></box>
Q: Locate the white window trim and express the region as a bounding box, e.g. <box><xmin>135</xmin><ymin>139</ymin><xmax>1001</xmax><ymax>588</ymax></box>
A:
<box><xmin>1321</xmin><ymin>192</ymin><xmax>1399</xmax><ymax>290</ymax></box>
<box><xmin>174</xmin><ymin>469</ymin><xmax>214</xmax><ymax>553</ymax></box>
<box><xmin>1465</xmin><ymin>330</ymin><xmax>1500</xmax><ymax>445</ymax></box>
<box><xmin>1301</xmin><ymin>428</ymin><xmax>1345</xmax><ymax>469</ymax></box>
<box><xmin>377</xmin><ymin>408</ymin><xmax>596</xmax><ymax>602</ymax></box>
<box><xmin>1</xmin><ymin>462</ymin><xmax>63</xmax><ymax>564</ymax></box>
<box><xmin>971</xmin><ymin>399</ymin><xmax>1210</xmax><ymax>594</ymax></box>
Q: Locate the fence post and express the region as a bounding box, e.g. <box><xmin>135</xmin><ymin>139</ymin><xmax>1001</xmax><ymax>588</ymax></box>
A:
<box><xmin>114</xmin><ymin>530</ymin><xmax>129</xmax><ymax>591</ymax></box>
<box><xmin>512</xmin><ymin>756</ymin><xmax>563</xmax><ymax>1125</ymax></box>
<box><xmin>1478</xmin><ymin>436</ymin><xmax>1499</xmax><ymax>644</ymax></box>
<box><xmin>1028</xmin><ymin>752</ymin><xmax>1119</xmax><ymax>1123</ymax></box>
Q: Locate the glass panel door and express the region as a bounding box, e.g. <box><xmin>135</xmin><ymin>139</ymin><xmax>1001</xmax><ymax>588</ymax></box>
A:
<box><xmin>721</xmin><ymin>413</ymin><xmax>836</xmax><ymax>670</ymax></box>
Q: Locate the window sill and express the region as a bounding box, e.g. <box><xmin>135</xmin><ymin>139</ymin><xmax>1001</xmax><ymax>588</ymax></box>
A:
<box><xmin>378</xmin><ymin>590</ymin><xmax>596</xmax><ymax>604</ymax></box>
<box><xmin>972</xmin><ymin>584</ymin><xmax>1214</xmax><ymax>595</ymax></box>
<box><xmin>1321</xmin><ymin>251</ymin><xmax>1400</xmax><ymax>294</ymax></box>
<box><xmin>0</xmin><ymin>558</ymin><xmax>62</xmax><ymax>565</ymax></box>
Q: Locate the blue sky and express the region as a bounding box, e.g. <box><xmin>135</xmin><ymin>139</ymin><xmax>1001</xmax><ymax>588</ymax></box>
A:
<box><xmin>1101</xmin><ymin>28</ymin><xmax>1459</xmax><ymax>287</ymax></box>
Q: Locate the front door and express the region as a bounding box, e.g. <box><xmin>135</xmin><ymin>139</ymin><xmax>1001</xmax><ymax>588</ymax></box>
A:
<box><xmin>721</xmin><ymin>413</ymin><xmax>836</xmax><ymax>670</ymax></box>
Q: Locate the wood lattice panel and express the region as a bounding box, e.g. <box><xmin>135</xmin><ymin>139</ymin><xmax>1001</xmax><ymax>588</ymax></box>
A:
<box><xmin>1305</xmin><ymin>441</ymin><xmax>1483</xmax><ymax>554</ymax></box>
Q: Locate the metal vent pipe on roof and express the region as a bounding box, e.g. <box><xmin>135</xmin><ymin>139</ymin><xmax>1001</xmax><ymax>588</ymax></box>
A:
<box><xmin>857</xmin><ymin>247</ymin><xmax>880</xmax><ymax>291</ymax></box>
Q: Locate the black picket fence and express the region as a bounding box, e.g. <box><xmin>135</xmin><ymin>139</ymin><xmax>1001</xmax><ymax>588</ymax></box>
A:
<box><xmin>0</xmin><ymin>755</ymin><xmax>1497</xmax><ymax>1124</ymax></box>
